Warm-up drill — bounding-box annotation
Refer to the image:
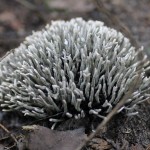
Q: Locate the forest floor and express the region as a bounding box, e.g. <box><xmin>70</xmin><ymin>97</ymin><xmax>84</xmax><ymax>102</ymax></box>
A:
<box><xmin>0</xmin><ymin>0</ymin><xmax>150</xmax><ymax>150</ymax></box>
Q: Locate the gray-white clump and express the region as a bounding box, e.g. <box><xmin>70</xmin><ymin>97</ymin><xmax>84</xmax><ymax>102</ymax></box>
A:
<box><xmin>0</xmin><ymin>18</ymin><xmax>150</xmax><ymax>122</ymax></box>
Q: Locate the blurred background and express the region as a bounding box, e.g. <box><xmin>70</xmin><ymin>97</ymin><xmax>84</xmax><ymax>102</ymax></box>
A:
<box><xmin>0</xmin><ymin>1</ymin><xmax>150</xmax><ymax>149</ymax></box>
<box><xmin>0</xmin><ymin>0</ymin><xmax>150</xmax><ymax>57</ymax></box>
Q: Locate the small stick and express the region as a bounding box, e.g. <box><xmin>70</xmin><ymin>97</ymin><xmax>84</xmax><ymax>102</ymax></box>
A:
<box><xmin>15</xmin><ymin>0</ymin><xmax>36</xmax><ymax>10</ymax></box>
<box><xmin>0</xmin><ymin>135</ymin><xmax>10</xmax><ymax>141</ymax></box>
<box><xmin>0</xmin><ymin>123</ymin><xmax>18</xmax><ymax>144</ymax></box>
<box><xmin>5</xmin><ymin>143</ymin><xmax>16</xmax><ymax>150</ymax></box>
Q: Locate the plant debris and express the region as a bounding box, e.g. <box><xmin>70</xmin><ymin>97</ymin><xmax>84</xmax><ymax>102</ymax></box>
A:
<box><xmin>18</xmin><ymin>125</ymin><xmax>87</xmax><ymax>150</ymax></box>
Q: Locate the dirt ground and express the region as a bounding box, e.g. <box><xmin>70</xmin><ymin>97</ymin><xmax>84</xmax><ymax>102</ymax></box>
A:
<box><xmin>0</xmin><ymin>0</ymin><xmax>150</xmax><ymax>150</ymax></box>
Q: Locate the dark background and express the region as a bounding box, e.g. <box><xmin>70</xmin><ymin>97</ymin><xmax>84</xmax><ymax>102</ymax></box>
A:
<box><xmin>0</xmin><ymin>0</ymin><xmax>150</xmax><ymax>57</ymax></box>
<box><xmin>0</xmin><ymin>0</ymin><xmax>150</xmax><ymax>149</ymax></box>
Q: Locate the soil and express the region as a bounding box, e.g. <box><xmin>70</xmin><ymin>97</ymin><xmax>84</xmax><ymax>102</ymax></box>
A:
<box><xmin>0</xmin><ymin>0</ymin><xmax>150</xmax><ymax>149</ymax></box>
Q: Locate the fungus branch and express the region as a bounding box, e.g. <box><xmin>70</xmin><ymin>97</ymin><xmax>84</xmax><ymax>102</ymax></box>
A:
<box><xmin>0</xmin><ymin>18</ymin><xmax>150</xmax><ymax>123</ymax></box>
<box><xmin>76</xmin><ymin>71</ymin><xmax>143</xmax><ymax>150</ymax></box>
<box><xmin>92</xmin><ymin>0</ymin><xmax>144</xmax><ymax>60</ymax></box>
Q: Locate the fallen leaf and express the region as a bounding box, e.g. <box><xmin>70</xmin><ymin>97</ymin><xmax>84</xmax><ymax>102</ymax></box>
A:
<box><xmin>18</xmin><ymin>125</ymin><xmax>87</xmax><ymax>150</ymax></box>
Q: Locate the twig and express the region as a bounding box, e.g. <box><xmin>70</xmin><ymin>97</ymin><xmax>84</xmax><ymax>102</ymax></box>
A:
<box><xmin>76</xmin><ymin>72</ymin><xmax>142</xmax><ymax>150</ymax></box>
<box><xmin>0</xmin><ymin>135</ymin><xmax>10</xmax><ymax>141</ymax></box>
<box><xmin>5</xmin><ymin>143</ymin><xmax>17</xmax><ymax>150</ymax></box>
<box><xmin>146</xmin><ymin>144</ymin><xmax>150</xmax><ymax>150</ymax></box>
<box><xmin>0</xmin><ymin>123</ymin><xmax>18</xmax><ymax>144</ymax></box>
<box><xmin>15</xmin><ymin>0</ymin><xmax>37</xmax><ymax>10</ymax></box>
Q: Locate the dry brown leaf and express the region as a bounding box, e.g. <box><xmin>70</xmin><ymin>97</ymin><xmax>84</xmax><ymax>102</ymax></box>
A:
<box><xmin>18</xmin><ymin>125</ymin><xmax>87</xmax><ymax>150</ymax></box>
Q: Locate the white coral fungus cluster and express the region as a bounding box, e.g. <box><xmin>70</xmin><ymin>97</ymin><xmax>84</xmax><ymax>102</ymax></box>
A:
<box><xmin>0</xmin><ymin>18</ymin><xmax>150</xmax><ymax>121</ymax></box>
